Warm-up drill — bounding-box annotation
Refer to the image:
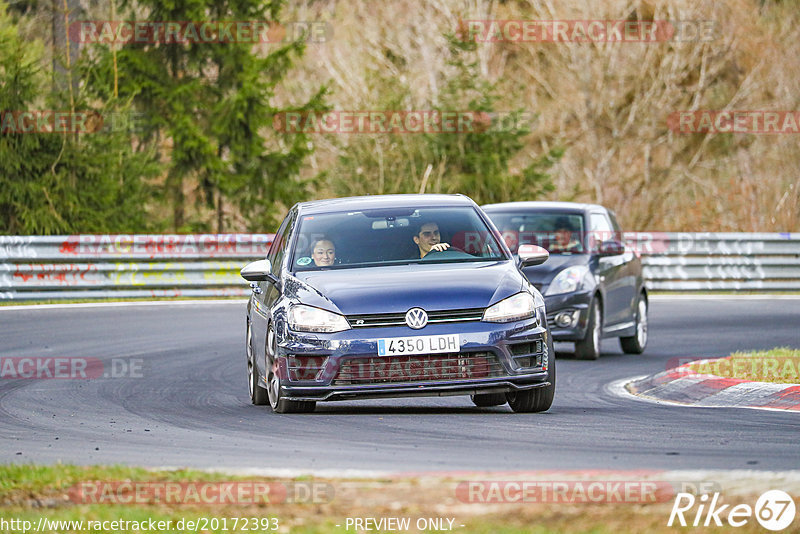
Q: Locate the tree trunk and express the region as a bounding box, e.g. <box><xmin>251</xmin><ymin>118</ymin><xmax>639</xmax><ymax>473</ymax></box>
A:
<box><xmin>51</xmin><ymin>0</ymin><xmax>81</xmax><ymax>99</ymax></box>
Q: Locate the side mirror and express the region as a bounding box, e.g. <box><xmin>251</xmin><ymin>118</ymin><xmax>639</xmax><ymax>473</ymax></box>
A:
<box><xmin>240</xmin><ymin>259</ymin><xmax>273</xmax><ymax>281</ymax></box>
<box><xmin>518</xmin><ymin>244</ymin><xmax>549</xmax><ymax>267</ymax></box>
<box><xmin>598</xmin><ymin>240</ymin><xmax>625</xmax><ymax>257</ymax></box>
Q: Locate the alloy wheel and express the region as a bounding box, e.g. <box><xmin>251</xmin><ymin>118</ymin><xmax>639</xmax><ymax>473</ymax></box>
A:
<box><xmin>246</xmin><ymin>321</ymin><xmax>254</xmax><ymax>400</ymax></box>
<box><xmin>591</xmin><ymin>301</ymin><xmax>601</xmax><ymax>349</ymax></box>
<box><xmin>636</xmin><ymin>299</ymin><xmax>648</xmax><ymax>347</ymax></box>
<box><xmin>266</xmin><ymin>327</ymin><xmax>280</xmax><ymax>409</ymax></box>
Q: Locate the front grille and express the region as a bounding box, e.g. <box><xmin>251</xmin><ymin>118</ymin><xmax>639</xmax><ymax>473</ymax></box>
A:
<box><xmin>332</xmin><ymin>352</ymin><xmax>505</xmax><ymax>385</ymax></box>
<box><xmin>346</xmin><ymin>308</ymin><xmax>484</xmax><ymax>328</ymax></box>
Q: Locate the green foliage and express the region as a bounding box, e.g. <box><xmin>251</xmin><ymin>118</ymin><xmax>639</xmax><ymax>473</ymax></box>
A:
<box><xmin>327</xmin><ymin>34</ymin><xmax>561</xmax><ymax>204</ymax></box>
<box><xmin>2</xmin><ymin>0</ymin><xmax>563</xmax><ymax>235</ymax></box>
<box><xmin>1</xmin><ymin>0</ymin><xmax>325</xmax><ymax>234</ymax></box>
<box><xmin>0</xmin><ymin>2</ymin><xmax>158</xmax><ymax>235</ymax></box>
<box><xmin>89</xmin><ymin>0</ymin><xmax>327</xmax><ymax>232</ymax></box>
<box><xmin>431</xmin><ymin>37</ymin><xmax>562</xmax><ymax>204</ymax></box>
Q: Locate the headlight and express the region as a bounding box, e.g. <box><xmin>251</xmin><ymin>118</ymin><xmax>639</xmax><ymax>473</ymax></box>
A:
<box><xmin>545</xmin><ymin>265</ymin><xmax>590</xmax><ymax>296</ymax></box>
<box><xmin>288</xmin><ymin>304</ymin><xmax>351</xmax><ymax>333</ymax></box>
<box><xmin>482</xmin><ymin>292</ymin><xmax>536</xmax><ymax>323</ymax></box>
<box><xmin>532</xmin><ymin>287</ymin><xmax>545</xmax><ymax>309</ymax></box>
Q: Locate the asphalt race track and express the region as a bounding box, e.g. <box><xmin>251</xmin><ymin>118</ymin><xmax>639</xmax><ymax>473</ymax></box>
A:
<box><xmin>1</xmin><ymin>297</ymin><xmax>798</xmax><ymax>473</ymax></box>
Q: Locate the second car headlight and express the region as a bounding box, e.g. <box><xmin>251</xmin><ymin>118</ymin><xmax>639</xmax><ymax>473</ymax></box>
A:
<box><xmin>545</xmin><ymin>265</ymin><xmax>590</xmax><ymax>296</ymax></box>
<box><xmin>288</xmin><ymin>304</ymin><xmax>351</xmax><ymax>333</ymax></box>
<box><xmin>482</xmin><ymin>292</ymin><xmax>536</xmax><ymax>323</ymax></box>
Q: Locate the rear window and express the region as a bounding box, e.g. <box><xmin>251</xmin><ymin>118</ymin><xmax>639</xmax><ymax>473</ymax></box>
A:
<box><xmin>486</xmin><ymin>212</ymin><xmax>586</xmax><ymax>254</ymax></box>
<box><xmin>291</xmin><ymin>206</ymin><xmax>507</xmax><ymax>271</ymax></box>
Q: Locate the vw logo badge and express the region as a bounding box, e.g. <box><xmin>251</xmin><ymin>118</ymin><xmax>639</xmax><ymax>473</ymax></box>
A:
<box><xmin>405</xmin><ymin>308</ymin><xmax>428</xmax><ymax>329</ymax></box>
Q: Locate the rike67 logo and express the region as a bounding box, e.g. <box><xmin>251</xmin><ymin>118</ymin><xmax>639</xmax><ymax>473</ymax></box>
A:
<box><xmin>668</xmin><ymin>490</ymin><xmax>796</xmax><ymax>530</ymax></box>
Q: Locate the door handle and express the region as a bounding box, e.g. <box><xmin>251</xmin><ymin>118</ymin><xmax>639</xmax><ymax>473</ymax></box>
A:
<box><xmin>249</xmin><ymin>282</ymin><xmax>263</xmax><ymax>295</ymax></box>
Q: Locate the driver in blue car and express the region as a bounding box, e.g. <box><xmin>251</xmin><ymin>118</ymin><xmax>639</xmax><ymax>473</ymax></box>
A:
<box><xmin>413</xmin><ymin>221</ymin><xmax>451</xmax><ymax>258</ymax></box>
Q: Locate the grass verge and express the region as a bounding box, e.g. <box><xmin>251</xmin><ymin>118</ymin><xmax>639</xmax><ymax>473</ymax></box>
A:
<box><xmin>0</xmin><ymin>464</ymin><xmax>791</xmax><ymax>533</ymax></box>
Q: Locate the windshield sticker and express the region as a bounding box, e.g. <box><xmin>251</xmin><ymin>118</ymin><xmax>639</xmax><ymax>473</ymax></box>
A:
<box><xmin>297</xmin><ymin>256</ymin><xmax>312</xmax><ymax>266</ymax></box>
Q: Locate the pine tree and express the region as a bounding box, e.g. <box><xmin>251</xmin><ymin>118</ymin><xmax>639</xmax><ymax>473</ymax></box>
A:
<box><xmin>92</xmin><ymin>0</ymin><xmax>326</xmax><ymax>232</ymax></box>
<box><xmin>429</xmin><ymin>35</ymin><xmax>562</xmax><ymax>204</ymax></box>
<box><xmin>327</xmin><ymin>33</ymin><xmax>561</xmax><ymax>203</ymax></box>
<box><xmin>0</xmin><ymin>1</ymin><xmax>158</xmax><ymax>234</ymax></box>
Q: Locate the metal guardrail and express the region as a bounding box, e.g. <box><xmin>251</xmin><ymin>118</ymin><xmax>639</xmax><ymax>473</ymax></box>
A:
<box><xmin>0</xmin><ymin>235</ymin><xmax>273</xmax><ymax>300</ymax></box>
<box><xmin>626</xmin><ymin>232</ymin><xmax>800</xmax><ymax>291</ymax></box>
<box><xmin>1</xmin><ymin>233</ymin><xmax>798</xmax><ymax>300</ymax></box>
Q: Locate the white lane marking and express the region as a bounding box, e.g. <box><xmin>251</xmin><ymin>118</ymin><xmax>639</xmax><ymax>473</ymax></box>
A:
<box><xmin>606</xmin><ymin>376</ymin><xmax>672</xmax><ymax>406</ymax></box>
<box><xmin>0</xmin><ymin>299</ymin><xmax>246</xmax><ymax>311</ymax></box>
<box><xmin>164</xmin><ymin>467</ymin><xmax>395</xmax><ymax>479</ymax></box>
<box><xmin>606</xmin><ymin>376</ymin><xmax>800</xmax><ymax>414</ymax></box>
<box><xmin>650</xmin><ymin>294</ymin><xmax>800</xmax><ymax>300</ymax></box>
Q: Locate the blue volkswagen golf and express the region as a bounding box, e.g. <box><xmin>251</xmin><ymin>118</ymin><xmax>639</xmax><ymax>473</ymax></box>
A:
<box><xmin>240</xmin><ymin>194</ymin><xmax>554</xmax><ymax>413</ymax></box>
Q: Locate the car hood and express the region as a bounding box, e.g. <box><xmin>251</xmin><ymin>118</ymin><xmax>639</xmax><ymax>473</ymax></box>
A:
<box><xmin>285</xmin><ymin>261</ymin><xmax>524</xmax><ymax>315</ymax></box>
<box><xmin>521</xmin><ymin>253</ymin><xmax>590</xmax><ymax>286</ymax></box>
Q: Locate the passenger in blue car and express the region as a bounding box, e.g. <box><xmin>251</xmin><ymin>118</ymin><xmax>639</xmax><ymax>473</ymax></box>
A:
<box><xmin>311</xmin><ymin>238</ymin><xmax>336</xmax><ymax>266</ymax></box>
<box><xmin>413</xmin><ymin>221</ymin><xmax>451</xmax><ymax>258</ymax></box>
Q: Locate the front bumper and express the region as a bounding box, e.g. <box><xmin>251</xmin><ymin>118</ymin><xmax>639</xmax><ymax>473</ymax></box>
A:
<box><xmin>275</xmin><ymin>316</ymin><xmax>551</xmax><ymax>402</ymax></box>
<box><xmin>544</xmin><ymin>289</ymin><xmax>593</xmax><ymax>341</ymax></box>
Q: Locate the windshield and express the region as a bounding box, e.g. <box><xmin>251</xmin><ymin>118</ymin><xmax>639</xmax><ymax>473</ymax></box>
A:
<box><xmin>486</xmin><ymin>212</ymin><xmax>586</xmax><ymax>254</ymax></box>
<box><xmin>291</xmin><ymin>206</ymin><xmax>507</xmax><ymax>271</ymax></box>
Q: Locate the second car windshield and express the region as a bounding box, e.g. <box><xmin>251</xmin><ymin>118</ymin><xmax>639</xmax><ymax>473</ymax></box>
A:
<box><xmin>488</xmin><ymin>212</ymin><xmax>586</xmax><ymax>254</ymax></box>
<box><xmin>291</xmin><ymin>206</ymin><xmax>506</xmax><ymax>270</ymax></box>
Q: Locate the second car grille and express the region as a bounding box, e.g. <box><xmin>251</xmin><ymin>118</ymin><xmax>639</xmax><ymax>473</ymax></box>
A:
<box><xmin>332</xmin><ymin>352</ymin><xmax>505</xmax><ymax>385</ymax></box>
<box><xmin>346</xmin><ymin>308</ymin><xmax>484</xmax><ymax>328</ymax></box>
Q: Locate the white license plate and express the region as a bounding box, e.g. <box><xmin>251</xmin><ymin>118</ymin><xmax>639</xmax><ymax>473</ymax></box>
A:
<box><xmin>377</xmin><ymin>334</ymin><xmax>460</xmax><ymax>356</ymax></box>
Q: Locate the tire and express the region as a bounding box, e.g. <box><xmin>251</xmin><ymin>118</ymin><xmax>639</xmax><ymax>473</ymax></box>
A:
<box><xmin>575</xmin><ymin>298</ymin><xmax>602</xmax><ymax>360</ymax></box>
<box><xmin>266</xmin><ymin>325</ymin><xmax>316</xmax><ymax>414</ymax></box>
<box><xmin>620</xmin><ymin>294</ymin><xmax>648</xmax><ymax>354</ymax></box>
<box><xmin>506</xmin><ymin>338</ymin><xmax>556</xmax><ymax>413</ymax></box>
<box><xmin>470</xmin><ymin>393</ymin><xmax>507</xmax><ymax>407</ymax></box>
<box><xmin>247</xmin><ymin>320</ymin><xmax>269</xmax><ymax>406</ymax></box>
